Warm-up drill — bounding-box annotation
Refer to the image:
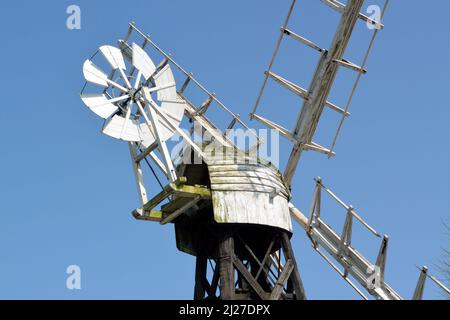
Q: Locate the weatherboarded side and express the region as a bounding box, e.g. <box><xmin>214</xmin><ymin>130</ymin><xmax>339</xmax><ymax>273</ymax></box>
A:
<box><xmin>205</xmin><ymin>147</ymin><xmax>293</xmax><ymax>233</ymax></box>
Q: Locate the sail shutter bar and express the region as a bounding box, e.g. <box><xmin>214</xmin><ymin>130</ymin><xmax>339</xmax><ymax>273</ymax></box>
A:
<box><xmin>266</xmin><ymin>71</ymin><xmax>350</xmax><ymax>116</ymax></box>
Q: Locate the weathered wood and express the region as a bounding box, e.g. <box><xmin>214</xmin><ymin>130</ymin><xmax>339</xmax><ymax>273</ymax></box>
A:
<box><xmin>132</xmin><ymin>208</ymin><xmax>163</xmax><ymax>222</ymax></box>
<box><xmin>160</xmin><ymin>195</ymin><xmax>201</xmax><ymax>225</ymax></box>
<box><xmin>179</xmin><ymin>75</ymin><xmax>192</xmax><ymax>94</ymax></box>
<box><xmin>302</xmin><ymin>142</ymin><xmax>335</xmax><ymax>157</ymax></box>
<box><xmin>266</xmin><ymin>71</ymin><xmax>310</xmax><ymax>100</ymax></box>
<box><xmin>194</xmin><ymin>256</ymin><xmax>207</xmax><ymax>300</ymax></box>
<box><xmin>284</xmin><ymin>0</ymin><xmax>365</xmax><ymax>185</ymax></box>
<box><xmin>160</xmin><ymin>196</ymin><xmax>194</xmax><ymax>213</ymax></box>
<box><xmin>282</xmin><ymin>28</ymin><xmax>325</xmax><ymax>53</ymax></box>
<box><xmin>270</xmin><ymin>259</ymin><xmax>294</xmax><ymax>300</ymax></box>
<box><xmin>289</xmin><ymin>203</ymin><xmax>310</xmax><ymax>230</ymax></box>
<box><xmin>233</xmin><ymin>257</ymin><xmax>268</xmax><ymax>300</ymax></box>
<box><xmin>252</xmin><ymin>113</ymin><xmax>296</xmax><ymax>142</ymax></box>
<box><xmin>208</xmin><ymin>261</ymin><xmax>220</xmax><ymax>298</ymax></box>
<box><xmin>281</xmin><ymin>233</ymin><xmax>307</xmax><ymax>300</ymax></box>
<box><xmin>255</xmin><ymin>239</ymin><xmax>276</xmax><ymax>280</ymax></box>
<box><xmin>189</xmin><ymin>226</ymin><xmax>306</xmax><ymax>301</ymax></box>
<box><xmin>134</xmin><ymin>177</ymin><xmax>211</xmax><ymax>223</ymax></box>
<box><xmin>237</xmin><ymin>235</ymin><xmax>278</xmax><ymax>281</ymax></box>
<box><xmin>142</xmin><ymin>177</ymin><xmax>187</xmax><ymax>211</ymax></box>
<box><xmin>237</xmin><ymin>273</ymin><xmax>251</xmax><ymax>299</ymax></box>
<box><xmin>194</xmin><ymin>95</ymin><xmax>214</xmax><ymax>116</ymax></box>
<box><xmin>321</xmin><ymin>0</ymin><xmax>384</xmax><ymax>29</ymax></box>
<box><xmin>134</xmin><ymin>142</ymin><xmax>157</xmax><ymax>164</ymax></box>
<box><xmin>218</xmin><ymin>232</ymin><xmax>235</xmax><ymax>300</ymax></box>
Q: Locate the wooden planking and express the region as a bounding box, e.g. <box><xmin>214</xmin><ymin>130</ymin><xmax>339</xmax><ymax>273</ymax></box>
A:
<box><xmin>212</xmin><ymin>191</ymin><xmax>293</xmax><ymax>232</ymax></box>
<box><xmin>210</xmin><ymin>176</ymin><xmax>289</xmax><ymax>197</ymax></box>
<box><xmin>203</xmin><ymin>146</ymin><xmax>292</xmax><ymax>232</ymax></box>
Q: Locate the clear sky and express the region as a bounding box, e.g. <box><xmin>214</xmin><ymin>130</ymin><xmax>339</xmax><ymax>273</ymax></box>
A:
<box><xmin>0</xmin><ymin>0</ymin><xmax>448</xmax><ymax>299</ymax></box>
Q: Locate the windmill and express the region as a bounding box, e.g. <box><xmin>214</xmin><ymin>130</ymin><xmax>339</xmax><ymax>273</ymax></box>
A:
<box><xmin>80</xmin><ymin>0</ymin><xmax>450</xmax><ymax>300</ymax></box>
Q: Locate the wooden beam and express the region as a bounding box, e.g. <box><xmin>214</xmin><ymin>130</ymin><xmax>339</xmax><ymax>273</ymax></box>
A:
<box><xmin>208</xmin><ymin>260</ymin><xmax>220</xmax><ymax>298</ymax></box>
<box><xmin>218</xmin><ymin>232</ymin><xmax>235</xmax><ymax>300</ymax></box>
<box><xmin>160</xmin><ymin>195</ymin><xmax>201</xmax><ymax>225</ymax></box>
<box><xmin>281</xmin><ymin>233</ymin><xmax>307</xmax><ymax>300</ymax></box>
<box><xmin>194</xmin><ymin>256</ymin><xmax>208</xmax><ymax>300</ymax></box>
<box><xmin>233</xmin><ymin>257</ymin><xmax>269</xmax><ymax>300</ymax></box>
<box><xmin>132</xmin><ymin>177</ymin><xmax>211</xmax><ymax>223</ymax></box>
<box><xmin>270</xmin><ymin>259</ymin><xmax>294</xmax><ymax>300</ymax></box>
<box><xmin>255</xmin><ymin>239</ymin><xmax>276</xmax><ymax>280</ymax></box>
<box><xmin>321</xmin><ymin>0</ymin><xmax>385</xmax><ymax>30</ymax></box>
<box><xmin>132</xmin><ymin>208</ymin><xmax>162</xmax><ymax>222</ymax></box>
<box><xmin>237</xmin><ymin>234</ymin><xmax>278</xmax><ymax>281</ymax></box>
<box><xmin>282</xmin><ymin>28</ymin><xmax>325</xmax><ymax>53</ymax></box>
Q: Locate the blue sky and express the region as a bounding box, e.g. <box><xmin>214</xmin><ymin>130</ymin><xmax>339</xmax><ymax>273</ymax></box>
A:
<box><xmin>0</xmin><ymin>0</ymin><xmax>448</xmax><ymax>299</ymax></box>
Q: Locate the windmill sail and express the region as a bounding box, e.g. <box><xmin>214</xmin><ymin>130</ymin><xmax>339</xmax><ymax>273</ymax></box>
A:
<box><xmin>251</xmin><ymin>0</ymin><xmax>388</xmax><ymax>186</ymax></box>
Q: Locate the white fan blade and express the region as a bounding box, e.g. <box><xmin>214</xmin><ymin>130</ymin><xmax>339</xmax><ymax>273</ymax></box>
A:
<box><xmin>83</xmin><ymin>60</ymin><xmax>129</xmax><ymax>92</ymax></box>
<box><xmin>161</xmin><ymin>100</ymin><xmax>185</xmax><ymax>123</ymax></box>
<box><xmin>83</xmin><ymin>60</ymin><xmax>109</xmax><ymax>87</ymax></box>
<box><xmin>147</xmin><ymin>82</ymin><xmax>176</xmax><ymax>94</ymax></box>
<box><xmin>80</xmin><ymin>93</ymin><xmax>129</xmax><ymax>119</ymax></box>
<box><xmin>139</xmin><ymin>123</ymin><xmax>156</xmax><ymax>149</ymax></box>
<box><xmin>132</xmin><ymin>43</ymin><xmax>156</xmax><ymax>80</ymax></box>
<box><xmin>102</xmin><ymin>115</ymin><xmax>142</xmax><ymax>142</ymax></box>
<box><xmin>120</xmin><ymin>101</ymin><xmax>134</xmax><ymax>139</ymax></box>
<box><xmin>153</xmin><ymin>64</ymin><xmax>178</xmax><ymax>101</ymax></box>
<box><xmin>99</xmin><ymin>45</ymin><xmax>126</xmax><ymax>70</ymax></box>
